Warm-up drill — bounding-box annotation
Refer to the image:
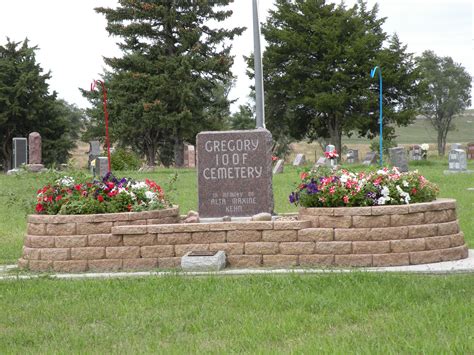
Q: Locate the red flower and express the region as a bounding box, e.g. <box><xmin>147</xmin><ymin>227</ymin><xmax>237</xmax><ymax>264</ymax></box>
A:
<box><xmin>127</xmin><ymin>204</ymin><xmax>132</xmax><ymax>211</ymax></box>
<box><xmin>272</xmin><ymin>156</ymin><xmax>278</xmax><ymax>162</ymax></box>
<box><xmin>55</xmin><ymin>195</ymin><xmax>63</xmax><ymax>202</ymax></box>
<box><xmin>107</xmin><ymin>190</ymin><xmax>118</xmax><ymax>198</ymax></box>
<box><xmin>411</xmin><ymin>188</ymin><xmax>417</xmax><ymax>195</ymax></box>
<box><xmin>35</xmin><ymin>203</ymin><xmax>44</xmax><ymax>213</ymax></box>
<box><xmin>97</xmin><ymin>195</ymin><xmax>104</xmax><ymax>202</ymax></box>
<box><xmin>300</xmin><ymin>172</ymin><xmax>309</xmax><ymax>180</ymax></box>
<box><xmin>74</xmin><ymin>184</ymin><xmax>82</xmax><ymax>191</ymax></box>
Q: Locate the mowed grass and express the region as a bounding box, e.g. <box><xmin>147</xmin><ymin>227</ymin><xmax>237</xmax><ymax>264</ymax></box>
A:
<box><xmin>0</xmin><ymin>158</ymin><xmax>473</xmax><ymax>263</ymax></box>
<box><xmin>1</xmin><ymin>160</ymin><xmax>474</xmax><ymax>352</ymax></box>
<box><xmin>1</xmin><ymin>273</ymin><xmax>474</xmax><ymax>353</ymax></box>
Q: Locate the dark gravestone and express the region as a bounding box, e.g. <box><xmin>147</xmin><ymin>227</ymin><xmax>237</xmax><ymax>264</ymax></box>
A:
<box><xmin>95</xmin><ymin>157</ymin><xmax>109</xmax><ymax>178</ymax></box>
<box><xmin>346</xmin><ymin>149</ymin><xmax>359</xmax><ymax>164</ymax></box>
<box><xmin>183</xmin><ymin>144</ymin><xmax>196</xmax><ymax>168</ymax></box>
<box><xmin>12</xmin><ymin>138</ymin><xmax>28</xmax><ymax>168</ymax></box>
<box><xmin>197</xmin><ymin>129</ymin><xmax>274</xmax><ymax>218</ymax></box>
<box><xmin>88</xmin><ymin>141</ymin><xmax>101</xmax><ymax>169</ymax></box>
<box><xmin>389</xmin><ymin>147</ymin><xmax>408</xmax><ymax>172</ymax></box>
<box><xmin>28</xmin><ymin>132</ymin><xmax>42</xmax><ymax>164</ymax></box>
<box><xmin>362</xmin><ymin>151</ymin><xmax>378</xmax><ymax>166</ymax></box>
<box><xmin>467</xmin><ymin>143</ymin><xmax>474</xmax><ymax>160</ymax></box>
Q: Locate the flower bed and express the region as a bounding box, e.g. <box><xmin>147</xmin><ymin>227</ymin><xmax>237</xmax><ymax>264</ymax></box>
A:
<box><xmin>35</xmin><ymin>173</ymin><xmax>171</xmax><ymax>215</ymax></box>
<box><xmin>290</xmin><ymin>167</ymin><xmax>438</xmax><ymax>208</ymax></box>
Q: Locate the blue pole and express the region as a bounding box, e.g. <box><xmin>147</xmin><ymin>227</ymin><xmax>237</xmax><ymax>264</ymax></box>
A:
<box><xmin>371</xmin><ymin>66</ymin><xmax>383</xmax><ymax>167</ymax></box>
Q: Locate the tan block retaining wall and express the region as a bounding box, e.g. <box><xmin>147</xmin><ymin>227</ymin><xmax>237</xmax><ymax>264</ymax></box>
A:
<box><xmin>19</xmin><ymin>199</ymin><xmax>468</xmax><ymax>272</ymax></box>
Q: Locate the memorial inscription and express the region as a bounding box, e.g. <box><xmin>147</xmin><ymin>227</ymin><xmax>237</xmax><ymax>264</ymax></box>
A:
<box><xmin>197</xmin><ymin>129</ymin><xmax>273</xmax><ymax>217</ymax></box>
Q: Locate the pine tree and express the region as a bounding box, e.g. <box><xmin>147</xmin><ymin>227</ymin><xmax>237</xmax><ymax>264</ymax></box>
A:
<box><xmin>258</xmin><ymin>0</ymin><xmax>421</xmax><ymax>154</ymax></box>
<box><xmin>87</xmin><ymin>0</ymin><xmax>244</xmax><ymax>166</ymax></box>
<box><xmin>0</xmin><ymin>38</ymin><xmax>81</xmax><ymax>170</ymax></box>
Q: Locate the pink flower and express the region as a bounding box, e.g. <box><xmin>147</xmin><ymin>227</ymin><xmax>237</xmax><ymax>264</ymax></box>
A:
<box><xmin>329</xmin><ymin>186</ymin><xmax>336</xmax><ymax>194</ymax></box>
<box><xmin>343</xmin><ymin>195</ymin><xmax>349</xmax><ymax>204</ymax></box>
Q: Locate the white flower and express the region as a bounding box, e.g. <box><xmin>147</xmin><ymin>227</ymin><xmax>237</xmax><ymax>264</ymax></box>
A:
<box><xmin>402</xmin><ymin>180</ymin><xmax>409</xmax><ymax>187</ymax></box>
<box><xmin>421</xmin><ymin>144</ymin><xmax>429</xmax><ymax>151</ymax></box>
<box><xmin>377</xmin><ymin>196</ymin><xmax>390</xmax><ymax>205</ymax></box>
<box><xmin>340</xmin><ymin>174</ymin><xmax>349</xmax><ymax>184</ymax></box>
<box><xmin>131</xmin><ymin>181</ymin><xmax>147</xmax><ymax>190</ymax></box>
<box><xmin>145</xmin><ymin>191</ymin><xmax>156</xmax><ymax>201</ymax></box>
<box><xmin>377</xmin><ymin>169</ymin><xmax>388</xmax><ymax>175</ymax></box>
<box><xmin>57</xmin><ymin>176</ymin><xmax>74</xmax><ymax>187</ymax></box>
<box><xmin>381</xmin><ymin>186</ymin><xmax>390</xmax><ymax>197</ymax></box>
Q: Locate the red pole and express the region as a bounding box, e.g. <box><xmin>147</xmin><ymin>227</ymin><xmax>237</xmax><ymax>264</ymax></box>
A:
<box><xmin>91</xmin><ymin>80</ymin><xmax>112</xmax><ymax>173</ymax></box>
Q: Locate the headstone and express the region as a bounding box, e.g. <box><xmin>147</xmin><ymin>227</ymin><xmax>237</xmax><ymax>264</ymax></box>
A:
<box><xmin>315</xmin><ymin>157</ymin><xmax>327</xmax><ymax>167</ymax></box>
<box><xmin>183</xmin><ymin>144</ymin><xmax>196</xmax><ymax>168</ymax></box>
<box><xmin>196</xmin><ymin>129</ymin><xmax>274</xmax><ymax>218</ymax></box>
<box><xmin>467</xmin><ymin>143</ymin><xmax>474</xmax><ymax>160</ymax></box>
<box><xmin>88</xmin><ymin>141</ymin><xmax>101</xmax><ymax>169</ymax></box>
<box><xmin>272</xmin><ymin>159</ymin><xmax>284</xmax><ymax>174</ymax></box>
<box><xmin>451</xmin><ymin>143</ymin><xmax>463</xmax><ymax>151</ymax></box>
<box><xmin>95</xmin><ymin>157</ymin><xmax>109</xmax><ymax>179</ymax></box>
<box><xmin>27</xmin><ymin>132</ymin><xmax>45</xmax><ymax>172</ymax></box>
<box><xmin>28</xmin><ymin>132</ymin><xmax>41</xmax><ymax>164</ymax></box>
<box><xmin>293</xmin><ymin>154</ymin><xmax>306</xmax><ymax>166</ymax></box>
<box><xmin>12</xmin><ymin>138</ymin><xmax>28</xmax><ymax>169</ymax></box>
<box><xmin>448</xmin><ymin>149</ymin><xmax>467</xmax><ymax>171</ymax></box>
<box><xmin>362</xmin><ymin>152</ymin><xmax>378</xmax><ymax>166</ymax></box>
<box><xmin>408</xmin><ymin>145</ymin><xmax>423</xmax><ymax>161</ymax></box>
<box><xmin>346</xmin><ymin>149</ymin><xmax>359</xmax><ymax>164</ymax></box>
<box><xmin>389</xmin><ymin>147</ymin><xmax>409</xmax><ymax>172</ymax></box>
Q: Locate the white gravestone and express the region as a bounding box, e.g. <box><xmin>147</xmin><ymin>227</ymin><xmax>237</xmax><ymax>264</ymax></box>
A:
<box><xmin>346</xmin><ymin>149</ymin><xmax>359</xmax><ymax>164</ymax></box>
<box><xmin>293</xmin><ymin>154</ymin><xmax>306</xmax><ymax>166</ymax></box>
<box><xmin>273</xmin><ymin>159</ymin><xmax>284</xmax><ymax>174</ymax></box>
<box><xmin>448</xmin><ymin>149</ymin><xmax>467</xmax><ymax>171</ymax></box>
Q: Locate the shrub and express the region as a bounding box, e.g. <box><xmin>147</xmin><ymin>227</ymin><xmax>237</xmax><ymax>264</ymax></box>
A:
<box><xmin>289</xmin><ymin>167</ymin><xmax>439</xmax><ymax>208</ymax></box>
<box><xmin>35</xmin><ymin>173</ymin><xmax>172</xmax><ymax>215</ymax></box>
<box><xmin>111</xmin><ymin>148</ymin><xmax>141</xmax><ymax>171</ymax></box>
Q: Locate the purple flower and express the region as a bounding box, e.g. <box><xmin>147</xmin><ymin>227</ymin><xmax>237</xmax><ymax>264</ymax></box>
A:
<box><xmin>306</xmin><ymin>182</ymin><xmax>319</xmax><ymax>195</ymax></box>
<box><xmin>289</xmin><ymin>192</ymin><xmax>299</xmax><ymax>204</ymax></box>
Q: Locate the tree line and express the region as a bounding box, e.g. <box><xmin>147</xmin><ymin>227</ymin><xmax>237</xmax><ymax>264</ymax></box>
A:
<box><xmin>0</xmin><ymin>0</ymin><xmax>471</xmax><ymax>171</ymax></box>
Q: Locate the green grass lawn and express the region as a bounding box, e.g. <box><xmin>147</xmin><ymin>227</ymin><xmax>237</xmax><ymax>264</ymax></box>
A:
<box><xmin>1</xmin><ymin>273</ymin><xmax>473</xmax><ymax>353</ymax></box>
<box><xmin>1</xmin><ymin>160</ymin><xmax>473</xmax><ymax>352</ymax></box>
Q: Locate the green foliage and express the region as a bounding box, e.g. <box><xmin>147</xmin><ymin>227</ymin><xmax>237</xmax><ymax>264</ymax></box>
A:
<box><xmin>228</xmin><ymin>104</ymin><xmax>256</xmax><ymax>130</ymax></box>
<box><xmin>417</xmin><ymin>50</ymin><xmax>472</xmax><ymax>155</ymax></box>
<box><xmin>257</xmin><ymin>0</ymin><xmax>421</xmax><ymax>154</ymax></box>
<box><xmin>84</xmin><ymin>1</ymin><xmax>245</xmax><ymax>166</ymax></box>
<box><xmin>111</xmin><ymin>148</ymin><xmax>142</xmax><ymax>171</ymax></box>
<box><xmin>0</xmin><ymin>39</ymin><xmax>84</xmax><ymax>170</ymax></box>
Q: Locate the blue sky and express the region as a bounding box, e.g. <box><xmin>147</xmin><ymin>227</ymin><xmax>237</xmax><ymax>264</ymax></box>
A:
<box><xmin>0</xmin><ymin>0</ymin><xmax>472</xmax><ymax>111</ymax></box>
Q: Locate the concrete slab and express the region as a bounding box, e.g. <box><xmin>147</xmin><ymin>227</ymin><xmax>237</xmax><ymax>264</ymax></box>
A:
<box><xmin>1</xmin><ymin>250</ymin><xmax>473</xmax><ymax>281</ymax></box>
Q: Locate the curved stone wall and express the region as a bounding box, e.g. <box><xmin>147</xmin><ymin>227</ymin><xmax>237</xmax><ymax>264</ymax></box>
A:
<box><xmin>18</xmin><ymin>207</ymin><xmax>180</xmax><ymax>272</ymax></box>
<box><xmin>18</xmin><ymin>199</ymin><xmax>468</xmax><ymax>272</ymax></box>
<box><xmin>298</xmin><ymin>198</ymin><xmax>468</xmax><ymax>266</ymax></box>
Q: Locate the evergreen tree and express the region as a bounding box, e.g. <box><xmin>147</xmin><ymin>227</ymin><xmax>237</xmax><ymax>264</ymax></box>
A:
<box><xmin>258</xmin><ymin>0</ymin><xmax>421</xmax><ymax>154</ymax></box>
<box><xmin>228</xmin><ymin>104</ymin><xmax>255</xmax><ymax>130</ymax></box>
<box><xmin>417</xmin><ymin>50</ymin><xmax>472</xmax><ymax>155</ymax></box>
<box><xmin>86</xmin><ymin>0</ymin><xmax>244</xmax><ymax>166</ymax></box>
<box><xmin>0</xmin><ymin>38</ymin><xmax>81</xmax><ymax>170</ymax></box>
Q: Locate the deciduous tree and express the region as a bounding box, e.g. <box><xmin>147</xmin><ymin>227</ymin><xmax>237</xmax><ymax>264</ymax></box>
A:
<box><xmin>417</xmin><ymin>50</ymin><xmax>472</xmax><ymax>155</ymax></box>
